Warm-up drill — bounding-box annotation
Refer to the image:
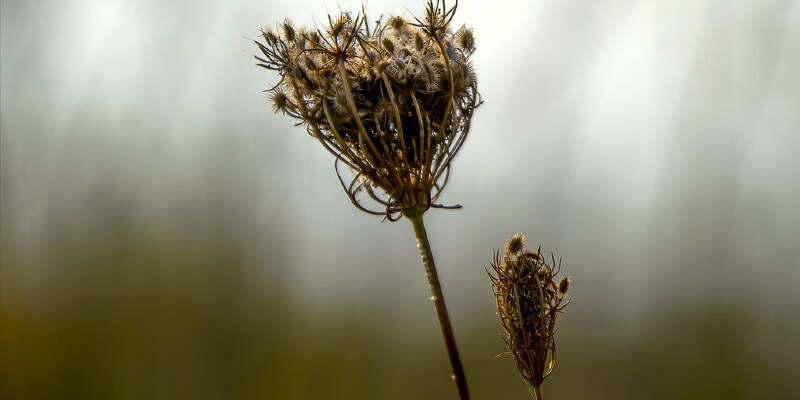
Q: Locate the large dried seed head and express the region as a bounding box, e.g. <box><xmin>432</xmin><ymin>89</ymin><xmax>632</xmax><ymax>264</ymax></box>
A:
<box><xmin>254</xmin><ymin>1</ymin><xmax>481</xmax><ymax>220</ymax></box>
<box><xmin>505</xmin><ymin>233</ymin><xmax>526</xmax><ymax>255</ymax></box>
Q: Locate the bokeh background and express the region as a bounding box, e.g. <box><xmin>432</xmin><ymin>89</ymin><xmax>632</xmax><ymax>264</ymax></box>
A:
<box><xmin>2</xmin><ymin>0</ymin><xmax>799</xmax><ymax>398</ymax></box>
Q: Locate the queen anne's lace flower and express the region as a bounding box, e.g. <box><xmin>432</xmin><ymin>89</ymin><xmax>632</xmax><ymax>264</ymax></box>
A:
<box><xmin>254</xmin><ymin>0</ymin><xmax>481</xmax><ymax>220</ymax></box>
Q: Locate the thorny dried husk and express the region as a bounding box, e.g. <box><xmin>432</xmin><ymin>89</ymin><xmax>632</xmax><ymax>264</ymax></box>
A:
<box><xmin>488</xmin><ymin>234</ymin><xmax>570</xmax><ymax>387</ymax></box>
<box><xmin>254</xmin><ymin>1</ymin><xmax>481</xmax><ymax>220</ymax></box>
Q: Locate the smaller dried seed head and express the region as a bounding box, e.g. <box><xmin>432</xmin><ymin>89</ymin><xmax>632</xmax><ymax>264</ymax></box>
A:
<box><xmin>505</xmin><ymin>233</ymin><xmax>526</xmax><ymax>255</ymax></box>
<box><xmin>558</xmin><ymin>276</ymin><xmax>571</xmax><ymax>295</ymax></box>
<box><xmin>488</xmin><ymin>234</ymin><xmax>571</xmax><ymax>387</ymax></box>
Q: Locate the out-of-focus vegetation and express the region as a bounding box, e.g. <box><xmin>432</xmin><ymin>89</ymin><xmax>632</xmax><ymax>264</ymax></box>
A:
<box><xmin>2</xmin><ymin>127</ymin><xmax>798</xmax><ymax>399</ymax></box>
<box><xmin>2</xmin><ymin>196</ymin><xmax>798</xmax><ymax>399</ymax></box>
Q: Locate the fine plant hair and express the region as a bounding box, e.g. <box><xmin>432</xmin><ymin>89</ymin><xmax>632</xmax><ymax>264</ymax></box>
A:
<box><xmin>252</xmin><ymin>1</ymin><xmax>480</xmax><ymax>398</ymax></box>
<box><xmin>488</xmin><ymin>233</ymin><xmax>571</xmax><ymax>400</ymax></box>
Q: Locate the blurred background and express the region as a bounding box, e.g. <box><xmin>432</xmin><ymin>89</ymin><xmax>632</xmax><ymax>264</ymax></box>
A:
<box><xmin>2</xmin><ymin>0</ymin><xmax>799</xmax><ymax>398</ymax></box>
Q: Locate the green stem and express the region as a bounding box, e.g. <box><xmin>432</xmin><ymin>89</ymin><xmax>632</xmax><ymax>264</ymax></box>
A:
<box><xmin>407</xmin><ymin>214</ymin><xmax>471</xmax><ymax>400</ymax></box>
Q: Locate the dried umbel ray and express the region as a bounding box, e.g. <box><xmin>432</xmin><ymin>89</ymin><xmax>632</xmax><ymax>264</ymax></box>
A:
<box><xmin>488</xmin><ymin>234</ymin><xmax>571</xmax><ymax>398</ymax></box>
<box><xmin>254</xmin><ymin>0</ymin><xmax>481</xmax><ymax>220</ymax></box>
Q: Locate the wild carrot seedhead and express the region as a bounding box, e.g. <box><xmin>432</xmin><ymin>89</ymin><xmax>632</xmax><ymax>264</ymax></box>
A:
<box><xmin>488</xmin><ymin>234</ymin><xmax>571</xmax><ymax>387</ymax></box>
<box><xmin>253</xmin><ymin>0</ymin><xmax>481</xmax><ymax>221</ymax></box>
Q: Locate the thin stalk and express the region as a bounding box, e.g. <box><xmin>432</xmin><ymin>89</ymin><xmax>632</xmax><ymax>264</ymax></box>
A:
<box><xmin>407</xmin><ymin>213</ymin><xmax>470</xmax><ymax>400</ymax></box>
<box><xmin>526</xmin><ymin>382</ymin><xmax>543</xmax><ymax>400</ymax></box>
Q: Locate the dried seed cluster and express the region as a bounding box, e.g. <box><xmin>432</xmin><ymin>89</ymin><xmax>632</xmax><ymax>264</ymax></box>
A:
<box><xmin>487</xmin><ymin>234</ymin><xmax>570</xmax><ymax>387</ymax></box>
<box><xmin>254</xmin><ymin>0</ymin><xmax>481</xmax><ymax>220</ymax></box>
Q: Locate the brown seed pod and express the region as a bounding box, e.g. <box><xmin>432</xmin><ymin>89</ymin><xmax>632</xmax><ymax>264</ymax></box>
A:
<box><xmin>505</xmin><ymin>233</ymin><xmax>526</xmax><ymax>255</ymax></box>
<box><xmin>488</xmin><ymin>234</ymin><xmax>571</xmax><ymax>388</ymax></box>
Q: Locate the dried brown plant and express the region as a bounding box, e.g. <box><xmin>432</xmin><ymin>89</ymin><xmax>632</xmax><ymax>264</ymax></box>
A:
<box><xmin>254</xmin><ymin>0</ymin><xmax>481</xmax><ymax>221</ymax></box>
<box><xmin>251</xmin><ymin>1</ymin><xmax>480</xmax><ymax>398</ymax></box>
<box><xmin>488</xmin><ymin>234</ymin><xmax>571</xmax><ymax>399</ymax></box>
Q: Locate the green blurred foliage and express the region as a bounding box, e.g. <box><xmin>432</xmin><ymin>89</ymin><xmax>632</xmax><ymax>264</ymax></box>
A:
<box><xmin>2</xmin><ymin>203</ymin><xmax>798</xmax><ymax>399</ymax></box>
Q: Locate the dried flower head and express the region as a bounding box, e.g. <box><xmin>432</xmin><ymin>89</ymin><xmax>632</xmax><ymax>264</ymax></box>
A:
<box><xmin>269</xmin><ymin>89</ymin><xmax>295</xmax><ymax>115</ymax></box>
<box><xmin>381</xmin><ymin>37</ymin><xmax>395</xmax><ymax>53</ymax></box>
<box><xmin>455</xmin><ymin>25</ymin><xmax>475</xmax><ymax>53</ymax></box>
<box><xmin>505</xmin><ymin>233</ymin><xmax>526</xmax><ymax>255</ymax></box>
<box><xmin>487</xmin><ymin>234</ymin><xmax>571</xmax><ymax>389</ymax></box>
<box><xmin>281</xmin><ymin>19</ymin><xmax>296</xmax><ymax>42</ymax></box>
<box><xmin>558</xmin><ymin>276</ymin><xmax>571</xmax><ymax>295</ymax></box>
<box><xmin>253</xmin><ymin>0</ymin><xmax>482</xmax><ymax>221</ymax></box>
<box><xmin>387</xmin><ymin>14</ymin><xmax>407</xmax><ymax>31</ymax></box>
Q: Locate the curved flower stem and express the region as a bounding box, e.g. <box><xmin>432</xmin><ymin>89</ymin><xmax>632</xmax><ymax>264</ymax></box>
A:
<box><xmin>407</xmin><ymin>213</ymin><xmax>470</xmax><ymax>400</ymax></box>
